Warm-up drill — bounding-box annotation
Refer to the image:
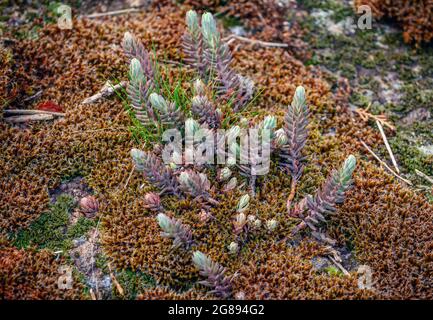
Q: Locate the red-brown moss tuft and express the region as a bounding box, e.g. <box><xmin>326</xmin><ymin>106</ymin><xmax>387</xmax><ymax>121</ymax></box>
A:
<box><xmin>233</xmin><ymin>240</ymin><xmax>377</xmax><ymax>299</ymax></box>
<box><xmin>355</xmin><ymin>0</ymin><xmax>433</xmax><ymax>44</ymax></box>
<box><xmin>0</xmin><ymin>246</ymin><xmax>84</xmax><ymax>299</ymax></box>
<box><xmin>329</xmin><ymin>162</ymin><xmax>433</xmax><ymax>299</ymax></box>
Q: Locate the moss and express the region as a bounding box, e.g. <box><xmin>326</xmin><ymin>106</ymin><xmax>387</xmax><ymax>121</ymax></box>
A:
<box><xmin>12</xmin><ymin>195</ymin><xmax>73</xmax><ymax>251</ymax></box>
<box><xmin>0</xmin><ymin>246</ymin><xmax>85</xmax><ymax>299</ymax></box>
<box><xmin>221</xmin><ymin>15</ymin><xmax>242</xmax><ymax>29</ymax></box>
<box><xmin>67</xmin><ymin>217</ymin><xmax>97</xmax><ymax>239</ymax></box>
<box><xmin>113</xmin><ymin>269</ymin><xmax>157</xmax><ymax>300</ymax></box>
<box><xmin>389</xmin><ymin>134</ymin><xmax>433</xmax><ymax>179</ymax></box>
<box><xmin>324</xmin><ymin>266</ymin><xmax>343</xmax><ymax>277</ymax></box>
<box><xmin>11</xmin><ymin>194</ymin><xmax>96</xmax><ymax>253</ymax></box>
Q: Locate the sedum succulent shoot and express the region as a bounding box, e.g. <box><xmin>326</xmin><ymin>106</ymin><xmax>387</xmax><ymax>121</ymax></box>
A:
<box><xmin>223</xmin><ymin>177</ymin><xmax>237</xmax><ymax>192</ymax></box>
<box><xmin>293</xmin><ymin>155</ymin><xmax>357</xmax><ymax>233</ymax></box>
<box><xmin>178</xmin><ymin>170</ymin><xmax>211</xmax><ymax>198</ymax></box>
<box><xmin>123</xmin><ymin>32</ymin><xmax>154</xmax><ymax>81</ymax></box>
<box><xmin>218</xmin><ymin>167</ymin><xmax>232</xmax><ymax>181</ymax></box>
<box><xmin>79</xmin><ymin>196</ymin><xmax>99</xmax><ymax>218</ymax></box>
<box><xmin>131</xmin><ymin>148</ymin><xmax>180</xmax><ymax>195</ymax></box>
<box><xmin>236</xmin><ymin>194</ymin><xmax>250</xmax><ymax>213</ymax></box>
<box><xmin>266</xmin><ymin>219</ymin><xmax>279</xmax><ymax>232</ymax></box>
<box><xmin>182</xmin><ymin>11</ymin><xmax>205</xmax><ymax>77</ymax></box>
<box><xmin>233</xmin><ymin>212</ymin><xmax>248</xmax><ymax>235</ymax></box>
<box><xmin>192</xmin><ymin>251</ymin><xmax>234</xmax><ymax>298</ymax></box>
<box><xmin>228</xmin><ymin>242</ymin><xmax>239</xmax><ymax>255</ymax></box>
<box><xmin>279</xmin><ymin>86</ymin><xmax>309</xmax><ymax>181</ymax></box>
<box><xmin>157</xmin><ymin>213</ymin><xmax>193</xmax><ymax>249</ymax></box>
<box><xmin>127</xmin><ymin>58</ymin><xmax>156</xmax><ymax>127</ymax></box>
<box><xmin>182</xmin><ymin>10</ymin><xmax>254</xmax><ymax>112</ymax></box>
<box><xmin>191</xmin><ymin>79</ymin><xmax>221</xmax><ymax>128</ymax></box>
<box><xmin>149</xmin><ymin>93</ymin><xmax>184</xmax><ymax>127</ymax></box>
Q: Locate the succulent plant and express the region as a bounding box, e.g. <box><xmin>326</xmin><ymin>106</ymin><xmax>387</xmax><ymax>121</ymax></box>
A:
<box><xmin>123</xmin><ymin>32</ymin><xmax>154</xmax><ymax>82</ymax></box>
<box><xmin>182</xmin><ymin>10</ymin><xmax>206</xmax><ymax>78</ymax></box>
<box><xmin>266</xmin><ymin>219</ymin><xmax>279</xmax><ymax>232</ymax></box>
<box><xmin>149</xmin><ymin>93</ymin><xmax>184</xmax><ymax>127</ymax></box>
<box><xmin>157</xmin><ymin>213</ymin><xmax>193</xmax><ymax>249</ymax></box>
<box><xmin>218</xmin><ymin>167</ymin><xmax>232</xmax><ymax>181</ymax></box>
<box><xmin>223</xmin><ymin>177</ymin><xmax>237</xmax><ymax>192</ymax></box>
<box><xmin>143</xmin><ymin>192</ymin><xmax>162</xmax><ymax>212</ymax></box>
<box><xmin>182</xmin><ymin>10</ymin><xmax>254</xmax><ymax>112</ymax></box>
<box><xmin>131</xmin><ymin>148</ymin><xmax>180</xmax><ymax>195</ymax></box>
<box><xmin>178</xmin><ymin>170</ymin><xmax>210</xmax><ymax>197</ymax></box>
<box><xmin>227</xmin><ymin>242</ymin><xmax>239</xmax><ymax>255</ymax></box>
<box><xmin>191</xmin><ymin>79</ymin><xmax>221</xmax><ymax>128</ymax></box>
<box><xmin>127</xmin><ymin>58</ymin><xmax>156</xmax><ymax>127</ymax></box>
<box><xmin>293</xmin><ymin>155</ymin><xmax>357</xmax><ymax>233</ymax></box>
<box><xmin>236</xmin><ymin>194</ymin><xmax>250</xmax><ymax>213</ymax></box>
<box><xmin>279</xmin><ymin>86</ymin><xmax>309</xmax><ymax>181</ymax></box>
<box><xmin>192</xmin><ymin>251</ymin><xmax>234</xmax><ymax>298</ymax></box>
<box><xmin>79</xmin><ymin>196</ymin><xmax>99</xmax><ymax>218</ymax></box>
<box><xmin>237</xmin><ymin>119</ymin><xmax>273</xmax><ymax>193</ymax></box>
<box><xmin>119</xmin><ymin>11</ymin><xmax>362</xmax><ymax>300</ymax></box>
<box><xmin>233</xmin><ymin>212</ymin><xmax>248</xmax><ymax>235</ymax></box>
<box><xmin>274</xmin><ymin>128</ymin><xmax>289</xmax><ymax>148</ymax></box>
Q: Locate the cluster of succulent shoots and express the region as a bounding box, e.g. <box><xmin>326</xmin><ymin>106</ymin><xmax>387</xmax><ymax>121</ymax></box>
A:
<box><xmin>123</xmin><ymin>11</ymin><xmax>358</xmax><ymax>299</ymax></box>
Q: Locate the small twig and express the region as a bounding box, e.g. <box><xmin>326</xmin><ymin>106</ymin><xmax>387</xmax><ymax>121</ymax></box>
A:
<box><xmin>354</xmin><ymin>105</ymin><xmax>395</xmax><ymax>131</ymax></box>
<box><xmin>108</xmin><ymin>263</ymin><xmax>124</xmax><ymax>297</ymax></box>
<box><xmin>69</xmin><ymin>127</ymin><xmax>128</xmax><ymax>135</ymax></box>
<box><xmin>20</xmin><ymin>90</ymin><xmax>43</xmax><ymax>104</ymax></box>
<box><xmin>328</xmin><ymin>256</ymin><xmax>350</xmax><ymax>276</ymax></box>
<box><xmin>4</xmin><ymin>114</ymin><xmax>55</xmax><ymax>123</ymax></box>
<box><xmin>223</xmin><ymin>34</ymin><xmax>288</xmax><ymax>48</ymax></box>
<box><xmin>82</xmin><ymin>81</ymin><xmax>127</xmax><ymax>105</ymax></box>
<box><xmin>4</xmin><ymin>109</ymin><xmax>65</xmax><ymax>117</ymax></box>
<box><xmin>415</xmin><ymin>169</ymin><xmax>433</xmax><ymax>185</ymax></box>
<box><xmin>123</xmin><ymin>165</ymin><xmax>136</xmax><ymax>190</ymax></box>
<box><xmin>85</xmin><ymin>8</ymin><xmax>140</xmax><ymax>19</ymax></box>
<box><xmin>376</xmin><ymin>120</ymin><xmax>399</xmax><ymax>173</ymax></box>
<box><xmin>360</xmin><ymin>140</ymin><xmax>412</xmax><ymax>186</ymax></box>
<box><xmin>89</xmin><ymin>288</ymin><xmax>98</xmax><ymax>300</ymax></box>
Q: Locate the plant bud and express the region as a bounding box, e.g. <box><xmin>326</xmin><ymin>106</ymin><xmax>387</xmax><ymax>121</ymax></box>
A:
<box><xmin>201</xmin><ymin>12</ymin><xmax>219</xmax><ymax>48</ymax></box>
<box><xmin>266</xmin><ymin>219</ymin><xmax>278</xmax><ymax>232</ymax></box>
<box><xmin>131</xmin><ymin>148</ymin><xmax>146</xmax><ymax>172</ymax></box>
<box><xmin>144</xmin><ymin>192</ymin><xmax>161</xmax><ymax>211</ymax></box>
<box><xmin>186</xmin><ymin>10</ymin><xmax>199</xmax><ymax>34</ymax></box>
<box><xmin>228</xmin><ymin>242</ymin><xmax>239</xmax><ymax>254</ymax></box>
<box><xmin>149</xmin><ymin>93</ymin><xmax>168</xmax><ymax>113</ymax></box>
<box><xmin>247</xmin><ymin>215</ymin><xmax>256</xmax><ymax>223</ymax></box>
<box><xmin>262</xmin><ymin>115</ymin><xmax>276</xmax><ymax>131</ymax></box>
<box><xmin>274</xmin><ymin>128</ymin><xmax>288</xmax><ymax>146</ymax></box>
<box><xmin>79</xmin><ymin>196</ymin><xmax>99</xmax><ymax>218</ymax></box>
<box><xmin>237</xmin><ymin>194</ymin><xmax>250</xmax><ymax>212</ymax></box>
<box><xmin>253</xmin><ymin>219</ymin><xmax>262</xmax><ymax>228</ymax></box>
<box><xmin>218</xmin><ymin>167</ymin><xmax>232</xmax><ymax>181</ymax></box>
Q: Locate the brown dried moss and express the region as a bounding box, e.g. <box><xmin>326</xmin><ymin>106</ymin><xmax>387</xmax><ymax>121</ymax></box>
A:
<box><xmin>329</xmin><ymin>162</ymin><xmax>433</xmax><ymax>299</ymax></box>
<box><xmin>138</xmin><ymin>287</ymin><xmax>207</xmax><ymax>300</ymax></box>
<box><xmin>355</xmin><ymin>0</ymin><xmax>433</xmax><ymax>44</ymax></box>
<box><xmin>233</xmin><ymin>241</ymin><xmax>377</xmax><ymax>299</ymax></box>
<box><xmin>0</xmin><ymin>245</ymin><xmax>84</xmax><ymax>299</ymax></box>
